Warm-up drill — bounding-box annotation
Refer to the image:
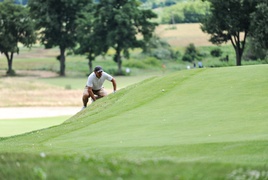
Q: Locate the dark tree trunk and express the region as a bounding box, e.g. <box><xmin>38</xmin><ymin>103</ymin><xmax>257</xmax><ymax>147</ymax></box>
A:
<box><xmin>230</xmin><ymin>32</ymin><xmax>248</xmax><ymax>66</ymax></box>
<box><xmin>4</xmin><ymin>52</ymin><xmax>14</xmax><ymax>75</ymax></box>
<box><xmin>235</xmin><ymin>49</ymin><xmax>242</xmax><ymax>66</ymax></box>
<box><xmin>116</xmin><ymin>49</ymin><xmax>122</xmax><ymax>75</ymax></box>
<box><xmin>88</xmin><ymin>57</ymin><xmax>93</xmax><ymax>74</ymax></box>
<box><xmin>59</xmin><ymin>47</ymin><xmax>66</xmax><ymax>76</ymax></box>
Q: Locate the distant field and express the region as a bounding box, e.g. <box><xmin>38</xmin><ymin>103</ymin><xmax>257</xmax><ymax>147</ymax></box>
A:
<box><xmin>0</xmin><ymin>76</ymin><xmax>82</xmax><ymax>107</ymax></box>
<box><xmin>0</xmin><ymin>74</ymin><xmax>159</xmax><ymax>107</ymax></box>
<box><xmin>154</xmin><ymin>23</ymin><xmax>214</xmax><ymax>47</ymax></box>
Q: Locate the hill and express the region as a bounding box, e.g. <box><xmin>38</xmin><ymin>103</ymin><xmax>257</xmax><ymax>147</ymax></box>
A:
<box><xmin>154</xmin><ymin>23</ymin><xmax>213</xmax><ymax>47</ymax></box>
<box><xmin>0</xmin><ymin>65</ymin><xmax>268</xmax><ymax>179</ymax></box>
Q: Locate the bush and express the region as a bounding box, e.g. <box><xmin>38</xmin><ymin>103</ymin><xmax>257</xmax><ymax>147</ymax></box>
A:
<box><xmin>143</xmin><ymin>57</ymin><xmax>161</xmax><ymax>67</ymax></box>
<box><xmin>142</xmin><ymin>35</ymin><xmax>178</xmax><ymax>60</ymax></box>
<box><xmin>123</xmin><ymin>57</ymin><xmax>161</xmax><ymax>69</ymax></box>
<box><xmin>106</xmin><ymin>68</ymin><xmax>119</xmax><ymax>75</ymax></box>
<box><xmin>152</xmin><ymin>48</ymin><xmax>172</xmax><ymax>60</ymax></box>
<box><xmin>123</xmin><ymin>60</ymin><xmax>147</xmax><ymax>69</ymax></box>
<box><xmin>243</xmin><ymin>38</ymin><xmax>267</xmax><ymax>61</ymax></box>
<box><xmin>182</xmin><ymin>54</ymin><xmax>193</xmax><ymax>62</ymax></box>
<box><xmin>182</xmin><ymin>43</ymin><xmax>201</xmax><ymax>62</ymax></box>
<box><xmin>210</xmin><ymin>48</ymin><xmax>223</xmax><ymax>57</ymax></box>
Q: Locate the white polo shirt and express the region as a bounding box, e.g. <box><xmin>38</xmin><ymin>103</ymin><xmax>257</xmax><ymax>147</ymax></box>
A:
<box><xmin>86</xmin><ymin>72</ymin><xmax>113</xmax><ymax>90</ymax></box>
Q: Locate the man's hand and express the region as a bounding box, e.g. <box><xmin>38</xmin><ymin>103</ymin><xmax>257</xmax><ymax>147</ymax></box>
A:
<box><xmin>87</xmin><ymin>87</ymin><xmax>96</xmax><ymax>101</ymax></box>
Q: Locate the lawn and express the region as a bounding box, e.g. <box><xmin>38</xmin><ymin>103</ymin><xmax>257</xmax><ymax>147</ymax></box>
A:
<box><xmin>0</xmin><ymin>64</ymin><xmax>267</xmax><ymax>179</ymax></box>
<box><xmin>0</xmin><ymin>116</ymin><xmax>70</xmax><ymax>137</ymax></box>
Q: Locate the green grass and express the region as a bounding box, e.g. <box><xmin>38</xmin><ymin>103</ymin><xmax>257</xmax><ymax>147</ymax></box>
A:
<box><xmin>0</xmin><ymin>116</ymin><xmax>70</xmax><ymax>137</ymax></box>
<box><xmin>38</xmin><ymin>73</ymin><xmax>164</xmax><ymax>90</ymax></box>
<box><xmin>0</xmin><ymin>65</ymin><xmax>268</xmax><ymax>179</ymax></box>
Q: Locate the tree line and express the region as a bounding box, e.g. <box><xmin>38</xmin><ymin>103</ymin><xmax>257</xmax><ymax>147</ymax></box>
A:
<box><xmin>0</xmin><ymin>0</ymin><xmax>157</xmax><ymax>76</ymax></box>
<box><xmin>0</xmin><ymin>0</ymin><xmax>267</xmax><ymax>76</ymax></box>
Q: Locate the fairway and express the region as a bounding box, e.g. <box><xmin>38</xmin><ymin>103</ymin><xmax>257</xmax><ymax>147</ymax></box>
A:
<box><xmin>0</xmin><ymin>65</ymin><xmax>268</xmax><ymax>179</ymax></box>
<box><xmin>0</xmin><ymin>116</ymin><xmax>70</xmax><ymax>137</ymax></box>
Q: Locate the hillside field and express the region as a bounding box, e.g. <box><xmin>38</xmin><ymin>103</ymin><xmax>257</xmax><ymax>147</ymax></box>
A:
<box><xmin>154</xmin><ymin>23</ymin><xmax>214</xmax><ymax>47</ymax></box>
<box><xmin>0</xmin><ymin>65</ymin><xmax>268</xmax><ymax>179</ymax></box>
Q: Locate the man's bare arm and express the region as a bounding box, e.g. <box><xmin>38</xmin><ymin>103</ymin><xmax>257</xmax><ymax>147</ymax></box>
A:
<box><xmin>111</xmin><ymin>78</ymin><xmax>117</xmax><ymax>92</ymax></box>
<box><xmin>87</xmin><ymin>87</ymin><xmax>96</xmax><ymax>101</ymax></box>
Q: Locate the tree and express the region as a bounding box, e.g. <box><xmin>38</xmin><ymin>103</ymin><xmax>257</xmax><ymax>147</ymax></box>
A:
<box><xmin>182</xmin><ymin>43</ymin><xmax>200</xmax><ymax>62</ymax></box>
<box><xmin>250</xmin><ymin>1</ymin><xmax>268</xmax><ymax>49</ymax></box>
<box><xmin>201</xmin><ymin>0</ymin><xmax>257</xmax><ymax>66</ymax></box>
<box><xmin>161</xmin><ymin>1</ymin><xmax>209</xmax><ymax>24</ymax></box>
<box><xmin>243</xmin><ymin>37</ymin><xmax>267</xmax><ymax>61</ymax></box>
<box><xmin>0</xmin><ymin>0</ymin><xmax>36</xmax><ymax>75</ymax></box>
<box><xmin>142</xmin><ymin>35</ymin><xmax>179</xmax><ymax>60</ymax></box>
<box><xmin>75</xmin><ymin>4</ymin><xmax>109</xmax><ymax>74</ymax></box>
<box><xmin>96</xmin><ymin>0</ymin><xmax>157</xmax><ymax>74</ymax></box>
<box><xmin>28</xmin><ymin>0</ymin><xmax>91</xmax><ymax>76</ymax></box>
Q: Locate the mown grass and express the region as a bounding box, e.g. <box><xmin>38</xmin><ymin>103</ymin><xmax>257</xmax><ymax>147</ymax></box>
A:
<box><xmin>0</xmin><ymin>116</ymin><xmax>69</xmax><ymax>137</ymax></box>
<box><xmin>0</xmin><ymin>65</ymin><xmax>268</xmax><ymax>179</ymax></box>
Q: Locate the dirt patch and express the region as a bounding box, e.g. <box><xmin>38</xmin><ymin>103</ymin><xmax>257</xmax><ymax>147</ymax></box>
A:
<box><xmin>0</xmin><ymin>74</ymin><xmax>114</xmax><ymax>107</ymax></box>
<box><xmin>0</xmin><ymin>89</ymin><xmax>82</xmax><ymax>107</ymax></box>
<box><xmin>0</xmin><ymin>76</ymin><xmax>82</xmax><ymax>107</ymax></box>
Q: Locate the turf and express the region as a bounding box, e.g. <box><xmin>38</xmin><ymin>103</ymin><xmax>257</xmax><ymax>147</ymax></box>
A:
<box><xmin>0</xmin><ymin>116</ymin><xmax>70</xmax><ymax>137</ymax></box>
<box><xmin>0</xmin><ymin>65</ymin><xmax>268</xmax><ymax>179</ymax></box>
<box><xmin>38</xmin><ymin>74</ymin><xmax>158</xmax><ymax>90</ymax></box>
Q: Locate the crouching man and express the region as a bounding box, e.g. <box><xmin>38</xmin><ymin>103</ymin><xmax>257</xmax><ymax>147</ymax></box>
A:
<box><xmin>82</xmin><ymin>66</ymin><xmax>117</xmax><ymax>109</ymax></box>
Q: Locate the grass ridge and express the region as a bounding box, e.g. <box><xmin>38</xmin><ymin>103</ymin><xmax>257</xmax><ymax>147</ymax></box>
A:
<box><xmin>0</xmin><ymin>65</ymin><xmax>268</xmax><ymax>179</ymax></box>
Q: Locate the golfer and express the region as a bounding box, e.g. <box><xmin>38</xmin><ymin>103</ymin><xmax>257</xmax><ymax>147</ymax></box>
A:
<box><xmin>82</xmin><ymin>66</ymin><xmax>117</xmax><ymax>109</ymax></box>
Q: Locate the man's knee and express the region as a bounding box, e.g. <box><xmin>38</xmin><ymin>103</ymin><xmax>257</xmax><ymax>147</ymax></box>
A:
<box><xmin>99</xmin><ymin>89</ymin><xmax>108</xmax><ymax>97</ymax></box>
<box><xmin>83</xmin><ymin>94</ymin><xmax>89</xmax><ymax>100</ymax></box>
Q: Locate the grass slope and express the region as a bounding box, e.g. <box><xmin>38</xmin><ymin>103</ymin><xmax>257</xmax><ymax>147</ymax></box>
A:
<box><xmin>1</xmin><ymin>65</ymin><xmax>268</xmax><ymax>179</ymax></box>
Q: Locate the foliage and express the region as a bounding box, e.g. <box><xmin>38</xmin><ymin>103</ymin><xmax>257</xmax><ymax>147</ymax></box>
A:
<box><xmin>142</xmin><ymin>35</ymin><xmax>179</xmax><ymax>60</ymax></box>
<box><xmin>161</xmin><ymin>1</ymin><xmax>209</xmax><ymax>24</ymax></box>
<box><xmin>250</xmin><ymin>0</ymin><xmax>268</xmax><ymax>49</ymax></box>
<box><xmin>95</xmin><ymin>0</ymin><xmax>158</xmax><ymax>75</ymax></box>
<box><xmin>201</xmin><ymin>0</ymin><xmax>258</xmax><ymax>66</ymax></box>
<box><xmin>0</xmin><ymin>0</ymin><xmax>28</xmax><ymax>5</ymax></box>
<box><xmin>243</xmin><ymin>37</ymin><xmax>268</xmax><ymax>61</ymax></box>
<box><xmin>74</xmin><ymin>3</ymin><xmax>107</xmax><ymax>74</ymax></box>
<box><xmin>123</xmin><ymin>57</ymin><xmax>161</xmax><ymax>69</ymax></box>
<box><xmin>0</xmin><ymin>0</ymin><xmax>36</xmax><ymax>75</ymax></box>
<box><xmin>182</xmin><ymin>43</ymin><xmax>201</xmax><ymax>62</ymax></box>
<box><xmin>210</xmin><ymin>48</ymin><xmax>222</xmax><ymax>57</ymax></box>
<box><xmin>28</xmin><ymin>0</ymin><xmax>91</xmax><ymax>76</ymax></box>
<box><xmin>143</xmin><ymin>0</ymin><xmax>191</xmax><ymax>9</ymax></box>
